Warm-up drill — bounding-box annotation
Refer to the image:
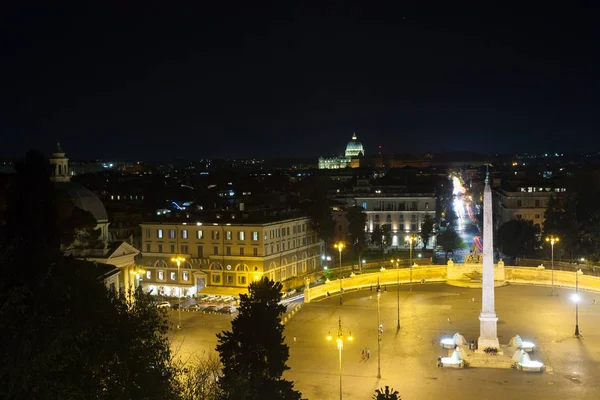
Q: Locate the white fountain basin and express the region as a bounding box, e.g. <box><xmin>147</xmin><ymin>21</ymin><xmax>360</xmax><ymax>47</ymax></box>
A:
<box><xmin>440</xmin><ymin>338</ymin><xmax>455</xmax><ymax>349</ymax></box>
<box><xmin>441</xmin><ymin>356</ymin><xmax>464</xmax><ymax>368</ymax></box>
<box><xmin>518</xmin><ymin>360</ymin><xmax>545</xmax><ymax>372</ymax></box>
<box><xmin>520</xmin><ymin>341</ymin><xmax>535</xmax><ymax>353</ymax></box>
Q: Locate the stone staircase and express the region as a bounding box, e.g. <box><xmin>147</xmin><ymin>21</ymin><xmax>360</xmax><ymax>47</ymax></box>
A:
<box><xmin>464</xmin><ymin>352</ymin><xmax>514</xmax><ymax>369</ymax></box>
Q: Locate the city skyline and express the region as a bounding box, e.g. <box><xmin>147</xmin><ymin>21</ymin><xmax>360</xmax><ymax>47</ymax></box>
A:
<box><xmin>2</xmin><ymin>4</ymin><xmax>600</xmax><ymax>160</ymax></box>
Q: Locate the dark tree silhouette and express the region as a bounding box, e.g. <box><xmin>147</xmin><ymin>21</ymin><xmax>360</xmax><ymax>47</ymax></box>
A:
<box><xmin>0</xmin><ymin>151</ymin><xmax>178</xmax><ymax>400</ymax></box>
<box><xmin>419</xmin><ymin>214</ymin><xmax>436</xmax><ymax>250</ymax></box>
<box><xmin>216</xmin><ymin>277</ymin><xmax>302</xmax><ymax>400</ymax></box>
<box><xmin>373</xmin><ymin>385</ymin><xmax>401</xmax><ymax>399</ymax></box>
<box><xmin>346</xmin><ymin>205</ymin><xmax>367</xmax><ymax>268</ymax></box>
<box><xmin>498</xmin><ymin>219</ymin><xmax>539</xmax><ymax>259</ymax></box>
<box><xmin>436</xmin><ymin>228</ymin><xmax>466</xmax><ymax>262</ymax></box>
<box><xmin>370</xmin><ymin>224</ymin><xmax>392</xmax><ymax>262</ymax></box>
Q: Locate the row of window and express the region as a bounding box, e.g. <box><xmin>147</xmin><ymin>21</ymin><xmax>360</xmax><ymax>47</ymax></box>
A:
<box><xmin>362</xmin><ymin>201</ymin><xmax>430</xmax><ymax>211</ymax></box>
<box><xmin>264</xmin><ymin>236</ymin><xmax>316</xmax><ymax>256</ymax></box>
<box><xmin>374</xmin><ymin>214</ymin><xmax>419</xmax><ymax>223</ymax></box>
<box><xmin>146</xmin><ymin>243</ymin><xmax>260</xmax><ymax>257</ymax></box>
<box><xmin>266</xmin><ymin>224</ymin><xmax>306</xmax><ymax>239</ymax></box>
<box><xmin>149</xmin><ymin>228</ymin><xmax>260</xmax><ymax>241</ymax></box>
<box><xmin>515</xmin><ymin>199</ymin><xmax>544</xmax><ymax>208</ymax></box>
<box><xmin>146</xmin><ymin>270</ymin><xmax>190</xmax><ymax>281</ymax></box>
<box><xmin>372</xmin><ymin>223</ymin><xmax>418</xmax><ymax>232</ymax></box>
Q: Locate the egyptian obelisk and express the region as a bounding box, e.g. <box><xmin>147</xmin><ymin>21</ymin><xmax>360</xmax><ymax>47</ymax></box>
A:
<box><xmin>478</xmin><ymin>169</ymin><xmax>500</xmax><ymax>349</ymax></box>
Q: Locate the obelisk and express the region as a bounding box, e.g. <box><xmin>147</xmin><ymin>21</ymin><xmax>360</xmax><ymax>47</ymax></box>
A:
<box><xmin>478</xmin><ymin>169</ymin><xmax>500</xmax><ymax>349</ymax></box>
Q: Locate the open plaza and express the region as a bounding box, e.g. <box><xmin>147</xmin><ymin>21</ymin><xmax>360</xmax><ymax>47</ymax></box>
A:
<box><xmin>169</xmin><ymin>283</ymin><xmax>600</xmax><ymax>400</ymax></box>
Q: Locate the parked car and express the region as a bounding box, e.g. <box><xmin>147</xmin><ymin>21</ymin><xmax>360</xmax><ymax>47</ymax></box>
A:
<box><xmin>156</xmin><ymin>301</ymin><xmax>171</xmax><ymax>308</ymax></box>
<box><xmin>185</xmin><ymin>304</ymin><xmax>204</xmax><ymax>312</ymax></box>
<box><xmin>202</xmin><ymin>305</ymin><xmax>218</xmax><ymax>314</ymax></box>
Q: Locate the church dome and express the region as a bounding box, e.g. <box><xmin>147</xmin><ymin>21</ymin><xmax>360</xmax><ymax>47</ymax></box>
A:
<box><xmin>345</xmin><ymin>133</ymin><xmax>364</xmax><ymax>157</ymax></box>
<box><xmin>55</xmin><ymin>182</ymin><xmax>109</xmax><ymax>222</ymax></box>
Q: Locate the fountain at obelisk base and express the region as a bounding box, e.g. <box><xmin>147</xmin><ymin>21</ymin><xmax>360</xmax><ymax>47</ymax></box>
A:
<box><xmin>438</xmin><ymin>169</ymin><xmax>545</xmax><ymax>371</ymax></box>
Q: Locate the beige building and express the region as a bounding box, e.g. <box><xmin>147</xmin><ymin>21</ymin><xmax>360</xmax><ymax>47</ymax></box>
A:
<box><xmin>139</xmin><ymin>215</ymin><xmax>323</xmax><ymax>296</ymax></box>
<box><xmin>356</xmin><ymin>194</ymin><xmax>437</xmax><ymax>248</ymax></box>
<box><xmin>493</xmin><ymin>185</ymin><xmax>567</xmax><ymax>229</ymax></box>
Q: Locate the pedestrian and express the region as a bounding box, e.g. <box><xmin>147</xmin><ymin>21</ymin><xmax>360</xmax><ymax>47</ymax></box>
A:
<box><xmin>447</xmin><ymin>317</ymin><xmax>451</xmax><ymax>324</ymax></box>
<box><xmin>361</xmin><ymin>349</ymin><xmax>366</xmax><ymax>360</ymax></box>
<box><xmin>437</xmin><ymin>357</ymin><xmax>442</xmax><ymax>368</ymax></box>
<box><xmin>366</xmin><ymin>348</ymin><xmax>371</xmax><ymax>359</ymax></box>
<box><xmin>370</xmin><ymin>284</ymin><xmax>373</xmax><ymax>291</ymax></box>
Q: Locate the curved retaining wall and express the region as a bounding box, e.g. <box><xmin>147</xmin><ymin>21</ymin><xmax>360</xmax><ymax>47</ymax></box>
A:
<box><xmin>304</xmin><ymin>265</ymin><xmax>599</xmax><ymax>303</ymax></box>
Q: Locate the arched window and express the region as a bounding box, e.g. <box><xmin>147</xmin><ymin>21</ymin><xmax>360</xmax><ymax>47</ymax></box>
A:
<box><xmin>235</xmin><ymin>264</ymin><xmax>249</xmax><ymax>271</ymax></box>
<box><xmin>154</xmin><ymin>260</ymin><xmax>168</xmax><ymax>269</ymax></box>
<box><xmin>210</xmin><ymin>263</ymin><xmax>223</xmax><ymax>270</ymax></box>
<box><xmin>183</xmin><ymin>262</ymin><xmax>192</xmax><ymax>269</ymax></box>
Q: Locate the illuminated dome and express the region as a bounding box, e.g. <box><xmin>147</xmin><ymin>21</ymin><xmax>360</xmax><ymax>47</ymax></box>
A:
<box><xmin>345</xmin><ymin>133</ymin><xmax>364</xmax><ymax>157</ymax></box>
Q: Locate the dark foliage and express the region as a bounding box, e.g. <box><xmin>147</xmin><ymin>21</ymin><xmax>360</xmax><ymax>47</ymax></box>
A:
<box><xmin>216</xmin><ymin>277</ymin><xmax>302</xmax><ymax>400</ymax></box>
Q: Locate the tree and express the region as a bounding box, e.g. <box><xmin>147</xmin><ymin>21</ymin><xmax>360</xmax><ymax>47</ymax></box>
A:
<box><xmin>216</xmin><ymin>277</ymin><xmax>302</xmax><ymax>400</ymax></box>
<box><xmin>175</xmin><ymin>354</ymin><xmax>223</xmax><ymax>400</ymax></box>
<box><xmin>373</xmin><ymin>386</ymin><xmax>401</xmax><ymax>399</ymax></box>
<box><xmin>0</xmin><ymin>151</ymin><xmax>179</xmax><ymax>400</ymax></box>
<box><xmin>419</xmin><ymin>214</ymin><xmax>436</xmax><ymax>250</ymax></box>
<box><xmin>436</xmin><ymin>228</ymin><xmax>466</xmax><ymax>261</ymax></box>
<box><xmin>305</xmin><ymin>178</ymin><xmax>335</xmax><ymax>249</ymax></box>
<box><xmin>498</xmin><ymin>219</ymin><xmax>539</xmax><ymax>260</ymax></box>
<box><xmin>444</xmin><ymin>207</ymin><xmax>458</xmax><ymax>228</ymax></box>
<box><xmin>346</xmin><ymin>205</ymin><xmax>367</xmax><ymax>268</ymax></box>
<box><xmin>370</xmin><ymin>224</ymin><xmax>392</xmax><ymax>262</ymax></box>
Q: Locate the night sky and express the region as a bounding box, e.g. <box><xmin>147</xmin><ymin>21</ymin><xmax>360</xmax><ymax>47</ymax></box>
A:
<box><xmin>2</xmin><ymin>3</ymin><xmax>599</xmax><ymax>160</ymax></box>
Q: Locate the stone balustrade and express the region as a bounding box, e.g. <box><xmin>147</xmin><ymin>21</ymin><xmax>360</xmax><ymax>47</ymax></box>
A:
<box><xmin>303</xmin><ymin>264</ymin><xmax>598</xmax><ymax>303</ymax></box>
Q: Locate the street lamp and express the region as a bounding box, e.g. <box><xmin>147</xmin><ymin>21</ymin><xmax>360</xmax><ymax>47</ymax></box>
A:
<box><xmin>326</xmin><ymin>316</ymin><xmax>353</xmax><ymax>400</ymax></box>
<box><xmin>391</xmin><ymin>258</ymin><xmax>400</xmax><ymax>331</ymax></box>
<box><xmin>545</xmin><ymin>236</ymin><xmax>560</xmax><ymax>296</ymax></box>
<box><xmin>376</xmin><ymin>278</ymin><xmax>382</xmax><ymax>379</ymax></box>
<box><xmin>405</xmin><ymin>234</ymin><xmax>418</xmax><ymax>292</ymax></box>
<box><xmin>573</xmin><ymin>269</ymin><xmax>582</xmax><ymax>337</ymax></box>
<box><xmin>171</xmin><ymin>255</ymin><xmax>186</xmax><ymax>329</ymax></box>
<box><xmin>335</xmin><ymin>242</ymin><xmax>345</xmax><ymax>305</ymax></box>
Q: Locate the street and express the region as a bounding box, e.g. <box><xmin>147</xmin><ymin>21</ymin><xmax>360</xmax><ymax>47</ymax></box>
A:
<box><xmin>169</xmin><ymin>283</ymin><xmax>600</xmax><ymax>399</ymax></box>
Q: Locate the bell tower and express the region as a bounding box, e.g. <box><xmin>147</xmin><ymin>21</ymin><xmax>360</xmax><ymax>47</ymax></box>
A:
<box><xmin>49</xmin><ymin>142</ymin><xmax>71</xmax><ymax>183</ymax></box>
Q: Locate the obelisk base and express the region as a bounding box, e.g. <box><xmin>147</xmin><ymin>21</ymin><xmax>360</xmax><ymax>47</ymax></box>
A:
<box><xmin>478</xmin><ymin>313</ymin><xmax>500</xmax><ymax>351</ymax></box>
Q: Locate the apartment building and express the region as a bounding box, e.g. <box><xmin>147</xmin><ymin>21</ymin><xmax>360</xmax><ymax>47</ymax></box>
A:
<box><xmin>139</xmin><ymin>213</ymin><xmax>322</xmax><ymax>296</ymax></box>
<box><xmin>493</xmin><ymin>185</ymin><xmax>567</xmax><ymax>229</ymax></box>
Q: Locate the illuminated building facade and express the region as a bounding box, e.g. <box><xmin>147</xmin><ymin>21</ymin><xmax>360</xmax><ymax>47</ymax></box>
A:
<box><xmin>318</xmin><ymin>133</ymin><xmax>364</xmax><ymax>169</ymax></box>
<box><xmin>139</xmin><ymin>215</ymin><xmax>323</xmax><ymax>296</ymax></box>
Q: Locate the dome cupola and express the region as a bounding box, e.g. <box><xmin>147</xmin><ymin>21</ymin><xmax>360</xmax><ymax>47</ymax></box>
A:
<box><xmin>345</xmin><ymin>133</ymin><xmax>364</xmax><ymax>157</ymax></box>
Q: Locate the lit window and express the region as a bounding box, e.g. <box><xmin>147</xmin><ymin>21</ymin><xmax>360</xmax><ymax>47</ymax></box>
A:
<box><xmin>238</xmin><ymin>231</ymin><xmax>245</xmax><ymax>240</ymax></box>
<box><xmin>197</xmin><ymin>230</ymin><xmax>203</xmax><ymax>239</ymax></box>
<box><xmin>252</xmin><ymin>231</ymin><xmax>259</xmax><ymax>241</ymax></box>
<box><xmin>170</xmin><ymin>272</ymin><xmax>176</xmax><ymax>280</ymax></box>
<box><xmin>158</xmin><ymin>271</ymin><xmax>164</xmax><ymax>280</ymax></box>
<box><xmin>169</xmin><ymin>230</ymin><xmax>176</xmax><ymax>239</ymax></box>
<box><xmin>226</xmin><ymin>231</ymin><xmax>232</xmax><ymax>240</ymax></box>
<box><xmin>146</xmin><ymin>271</ymin><xmax>151</xmax><ymax>280</ymax></box>
<box><xmin>157</xmin><ymin>229</ymin><xmax>163</xmax><ymax>239</ymax></box>
<box><xmin>182</xmin><ymin>230</ymin><xmax>188</xmax><ymax>239</ymax></box>
<box><xmin>182</xmin><ymin>271</ymin><xmax>189</xmax><ymax>281</ymax></box>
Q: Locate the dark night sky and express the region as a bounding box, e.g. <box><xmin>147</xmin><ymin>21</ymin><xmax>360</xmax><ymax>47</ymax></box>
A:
<box><xmin>2</xmin><ymin>3</ymin><xmax>599</xmax><ymax>160</ymax></box>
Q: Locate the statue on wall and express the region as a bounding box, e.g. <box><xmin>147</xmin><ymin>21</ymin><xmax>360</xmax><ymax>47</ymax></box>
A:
<box><xmin>464</xmin><ymin>243</ymin><xmax>483</xmax><ymax>264</ymax></box>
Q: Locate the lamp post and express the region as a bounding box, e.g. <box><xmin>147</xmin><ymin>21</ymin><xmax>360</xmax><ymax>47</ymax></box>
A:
<box><xmin>391</xmin><ymin>258</ymin><xmax>400</xmax><ymax>331</ymax></box>
<box><xmin>376</xmin><ymin>278</ymin><xmax>382</xmax><ymax>379</ymax></box>
<box><xmin>171</xmin><ymin>256</ymin><xmax>186</xmax><ymax>329</ymax></box>
<box><xmin>335</xmin><ymin>242</ymin><xmax>345</xmax><ymax>305</ymax></box>
<box><xmin>545</xmin><ymin>236</ymin><xmax>559</xmax><ymax>296</ymax></box>
<box><xmin>327</xmin><ymin>316</ymin><xmax>353</xmax><ymax>400</ymax></box>
<box><xmin>573</xmin><ymin>269</ymin><xmax>582</xmax><ymax>336</ymax></box>
<box><xmin>405</xmin><ymin>234</ymin><xmax>418</xmax><ymax>292</ymax></box>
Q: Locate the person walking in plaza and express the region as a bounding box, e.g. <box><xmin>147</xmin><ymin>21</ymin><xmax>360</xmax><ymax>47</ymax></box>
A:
<box><xmin>366</xmin><ymin>348</ymin><xmax>371</xmax><ymax>360</ymax></box>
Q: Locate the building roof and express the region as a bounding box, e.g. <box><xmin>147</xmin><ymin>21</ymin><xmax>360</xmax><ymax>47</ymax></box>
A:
<box><xmin>143</xmin><ymin>208</ymin><xmax>310</xmax><ymax>226</ymax></box>
<box><xmin>55</xmin><ymin>182</ymin><xmax>108</xmax><ymax>222</ymax></box>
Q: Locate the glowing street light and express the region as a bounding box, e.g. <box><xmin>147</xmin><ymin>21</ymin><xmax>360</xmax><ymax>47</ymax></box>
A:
<box><xmin>334</xmin><ymin>242</ymin><xmax>345</xmax><ymax>305</ymax></box>
<box><xmin>171</xmin><ymin>255</ymin><xmax>186</xmax><ymax>329</ymax></box>
<box><xmin>390</xmin><ymin>258</ymin><xmax>401</xmax><ymax>331</ymax></box>
<box><xmin>405</xmin><ymin>234</ymin><xmax>418</xmax><ymax>292</ymax></box>
<box><xmin>326</xmin><ymin>317</ymin><xmax>353</xmax><ymax>400</ymax></box>
<box><xmin>376</xmin><ymin>278</ymin><xmax>382</xmax><ymax>379</ymax></box>
<box><xmin>573</xmin><ymin>269</ymin><xmax>583</xmax><ymax>337</ymax></box>
<box><xmin>545</xmin><ymin>236</ymin><xmax>559</xmax><ymax>296</ymax></box>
